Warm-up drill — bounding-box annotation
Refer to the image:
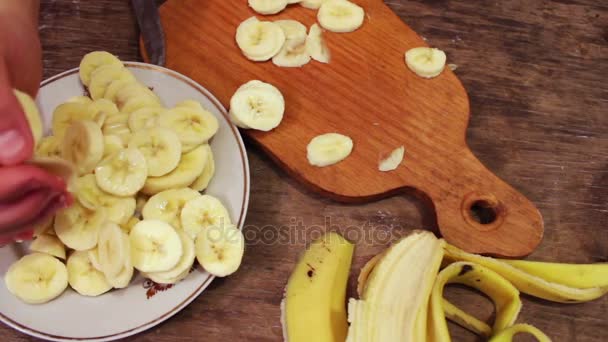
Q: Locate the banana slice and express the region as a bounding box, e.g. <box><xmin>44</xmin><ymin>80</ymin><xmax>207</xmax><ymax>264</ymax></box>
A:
<box><xmin>30</xmin><ymin>234</ymin><xmax>66</xmax><ymax>260</ymax></box>
<box><xmin>275</xmin><ymin>20</ymin><xmax>307</xmax><ymax>43</ymax></box>
<box><xmin>236</xmin><ymin>17</ymin><xmax>286</xmax><ymax>62</ymax></box>
<box><xmin>378</xmin><ymin>146</ymin><xmax>405</xmax><ymax>172</ymax></box>
<box><xmin>54</xmin><ymin>203</ymin><xmax>106</xmax><ymax>251</ymax></box>
<box><xmin>5</xmin><ymin>253</ymin><xmax>69</xmax><ymax>304</ymax></box>
<box><xmin>300</xmin><ymin>0</ymin><xmax>328</xmax><ymax>9</ymax></box>
<box><xmin>106</xmin><ymin>245</ymin><xmax>134</xmax><ymax>289</ymax></box>
<box><xmin>307</xmin><ymin>133</ymin><xmax>354</xmax><ymax>167</ymax></box>
<box><xmin>181</xmin><ymin>195</ymin><xmax>232</xmax><ymax>239</ymax></box>
<box><xmin>115</xmin><ymin>83</ymin><xmax>161</xmax><ymax>112</ymax></box>
<box><xmin>142</xmin><ymin>188</ymin><xmax>201</xmax><ymax>228</ymax></box>
<box><xmin>79</xmin><ymin>51</ymin><xmax>123</xmax><ymax>87</ymax></box>
<box><xmin>191</xmin><ymin>144</ymin><xmax>215</xmax><ymax>191</ymax></box>
<box><xmin>141</xmin><ymin>144</ymin><xmax>208</xmax><ymax>195</ymax></box>
<box><xmin>95</xmin><ymin>148</ymin><xmax>148</xmax><ymax>196</ymax></box>
<box><xmin>74</xmin><ymin>174</ymin><xmax>135</xmax><ymax>224</ymax></box>
<box><xmin>128</xmin><ymin>106</ymin><xmax>165</xmax><ymax>132</ymax></box>
<box><xmin>176</xmin><ymin>99</ymin><xmax>204</xmax><ymax>111</ymax></box>
<box><xmin>86</xmin><ymin>98</ymin><xmax>120</xmax><ymax>123</ymax></box>
<box><xmin>273</xmin><ymin>41</ymin><xmax>311</xmax><ymax>68</ymax></box>
<box><xmin>146</xmin><ymin>229</ymin><xmax>195</xmax><ymax>284</ymax></box>
<box><xmin>66</xmin><ymin>96</ymin><xmax>93</xmax><ymax>105</ymax></box>
<box><xmin>67</xmin><ymin>250</ymin><xmax>112</xmax><ymax>297</ymax></box>
<box><xmin>51</xmin><ymin>102</ymin><xmax>92</xmax><ymax>138</ymax></box>
<box><xmin>229</xmin><ymin>80</ymin><xmax>285</xmax><ymax>131</ymax></box>
<box><xmin>61</xmin><ymin>120</ymin><xmax>104</xmax><ymax>175</ymax></box>
<box><xmin>130</xmin><ymin>220</ymin><xmax>183</xmax><ymax>273</ymax></box>
<box><xmin>306</xmin><ymin>24</ymin><xmax>331</xmax><ymax>63</ymax></box>
<box><xmin>248</xmin><ymin>0</ymin><xmax>288</xmax><ymax>15</ymax></box>
<box><xmin>36</xmin><ymin>136</ymin><xmax>63</xmax><ymax>158</ymax></box>
<box><xmin>88</xmin><ymin>248</ymin><xmax>103</xmax><ymax>272</ymax></box>
<box><xmin>103</xmin><ymin>79</ymin><xmax>135</xmax><ymax>102</ymax></box>
<box><xmin>97</xmin><ymin>222</ymin><xmax>129</xmax><ymax>277</ymax></box>
<box><xmin>88</xmin><ymin>65</ymin><xmax>135</xmax><ymax>100</ymax></box>
<box><xmin>317</xmin><ymin>0</ymin><xmax>365</xmax><ymax>33</ymax></box>
<box><xmin>128</xmin><ymin>127</ymin><xmax>182</xmax><ymax>177</ymax></box>
<box><xmin>405</xmin><ymin>47</ymin><xmax>447</xmax><ymax>79</ymax></box>
<box><xmin>195</xmin><ymin>224</ymin><xmax>245</xmax><ymax>277</ymax></box>
<box><xmin>14</xmin><ymin>89</ymin><xmax>43</xmax><ymax>146</ymax></box>
<box><xmin>103</xmin><ymin>134</ymin><xmax>125</xmax><ymax>157</ymax></box>
<box><xmin>102</xmin><ymin>113</ymin><xmax>131</xmax><ymax>143</ymax></box>
<box><xmin>158</xmin><ymin>106</ymin><xmax>218</xmax><ymax>148</ymax></box>
<box><xmin>122</xmin><ymin>94</ymin><xmax>163</xmax><ymax>115</ymax></box>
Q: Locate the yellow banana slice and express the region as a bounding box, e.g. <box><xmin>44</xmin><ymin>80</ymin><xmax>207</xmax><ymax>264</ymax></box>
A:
<box><xmin>275</xmin><ymin>20</ymin><xmax>307</xmax><ymax>46</ymax></box>
<box><xmin>146</xmin><ymin>229</ymin><xmax>195</xmax><ymax>284</ymax></box>
<box><xmin>66</xmin><ymin>95</ymin><xmax>93</xmax><ymax>105</ymax></box>
<box><xmin>444</xmin><ymin>244</ymin><xmax>608</xmax><ymax>303</ymax></box>
<box><xmin>98</xmin><ymin>222</ymin><xmax>129</xmax><ymax>278</ymax></box>
<box><xmin>103</xmin><ymin>79</ymin><xmax>135</xmax><ymax>102</ymax></box>
<box><xmin>181</xmin><ymin>195</ymin><xmax>232</xmax><ymax>239</ymax></box>
<box><xmin>300</xmin><ymin>0</ymin><xmax>328</xmax><ymax>9</ymax></box>
<box><xmin>158</xmin><ymin>106</ymin><xmax>218</xmax><ymax>147</ymax></box>
<box><xmin>115</xmin><ymin>83</ymin><xmax>161</xmax><ymax>113</ymax></box>
<box><xmin>273</xmin><ymin>40</ymin><xmax>311</xmax><ymax>68</ymax></box>
<box><xmin>36</xmin><ymin>136</ymin><xmax>62</xmax><ymax>158</ymax></box>
<box><xmin>195</xmin><ymin>223</ymin><xmax>244</xmax><ymax>277</ymax></box>
<box><xmin>489</xmin><ymin>323</ymin><xmax>552</xmax><ymax>342</ymax></box>
<box><xmin>318</xmin><ymin>0</ymin><xmax>365</xmax><ymax>33</ymax></box>
<box><xmin>86</xmin><ymin>98</ymin><xmax>120</xmax><ymax>122</ymax></box>
<box><xmin>54</xmin><ymin>203</ymin><xmax>106</xmax><ymax>251</ymax></box>
<box><xmin>87</xmin><ymin>248</ymin><xmax>103</xmax><ymax>272</ymax></box>
<box><xmin>428</xmin><ymin>262</ymin><xmax>522</xmax><ymax>341</ymax></box>
<box><xmin>236</xmin><ymin>17</ymin><xmax>286</xmax><ymax>62</ymax></box>
<box><xmin>51</xmin><ymin>102</ymin><xmax>92</xmax><ymax>138</ymax></box>
<box><xmin>74</xmin><ymin>174</ymin><xmax>135</xmax><ymax>224</ymax></box>
<box><xmin>306</xmin><ymin>23</ymin><xmax>331</xmax><ymax>63</ymax></box>
<box><xmin>378</xmin><ymin>146</ymin><xmax>405</xmax><ymax>172</ymax></box>
<box><xmin>501</xmin><ymin>260</ymin><xmax>608</xmax><ymax>289</ymax></box>
<box><xmin>95</xmin><ymin>148</ymin><xmax>148</xmax><ymax>196</ymax></box>
<box><xmin>61</xmin><ymin>120</ymin><xmax>104</xmax><ymax>175</ymax></box>
<box><xmin>142</xmin><ymin>144</ymin><xmax>208</xmax><ymax>195</ymax></box>
<box><xmin>106</xmin><ymin>244</ymin><xmax>134</xmax><ymax>289</ymax></box>
<box><xmin>405</xmin><ymin>47</ymin><xmax>447</xmax><ymax>79</ymax></box>
<box><xmin>29</xmin><ymin>234</ymin><xmax>66</xmax><ymax>260</ymax></box>
<box><xmin>248</xmin><ymin>0</ymin><xmax>288</xmax><ymax>14</ymax></box>
<box><xmin>128</xmin><ymin>106</ymin><xmax>165</xmax><ymax>132</ymax></box>
<box><xmin>5</xmin><ymin>253</ymin><xmax>68</xmax><ymax>304</ymax></box>
<box><xmin>130</xmin><ymin>220</ymin><xmax>183</xmax><ymax>273</ymax></box>
<box><xmin>190</xmin><ymin>144</ymin><xmax>215</xmax><ymax>191</ymax></box>
<box><xmin>79</xmin><ymin>51</ymin><xmax>123</xmax><ymax>87</ymax></box>
<box><xmin>14</xmin><ymin>89</ymin><xmax>43</xmax><ymax>146</ymax></box>
<box><xmin>102</xmin><ymin>113</ymin><xmax>131</xmax><ymax>143</ymax></box>
<box><xmin>128</xmin><ymin>127</ymin><xmax>182</xmax><ymax>177</ymax></box>
<box><xmin>103</xmin><ymin>134</ymin><xmax>125</xmax><ymax>157</ymax></box>
<box><xmin>88</xmin><ymin>65</ymin><xmax>136</xmax><ymax>100</ymax></box>
<box><xmin>67</xmin><ymin>250</ymin><xmax>112</xmax><ymax>297</ymax></box>
<box><xmin>307</xmin><ymin>133</ymin><xmax>353</xmax><ymax>167</ymax></box>
<box><xmin>229</xmin><ymin>80</ymin><xmax>285</xmax><ymax>131</ymax></box>
<box><xmin>142</xmin><ymin>188</ymin><xmax>200</xmax><ymax>229</ymax></box>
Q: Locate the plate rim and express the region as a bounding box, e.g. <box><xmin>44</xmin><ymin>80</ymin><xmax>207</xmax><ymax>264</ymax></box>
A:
<box><xmin>0</xmin><ymin>62</ymin><xmax>250</xmax><ymax>342</ymax></box>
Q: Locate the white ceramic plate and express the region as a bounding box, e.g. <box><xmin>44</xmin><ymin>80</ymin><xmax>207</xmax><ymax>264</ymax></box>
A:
<box><xmin>0</xmin><ymin>62</ymin><xmax>250</xmax><ymax>341</ymax></box>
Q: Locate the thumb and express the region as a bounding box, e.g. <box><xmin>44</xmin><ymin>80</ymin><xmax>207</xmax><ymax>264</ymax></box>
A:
<box><xmin>0</xmin><ymin>57</ymin><xmax>34</xmax><ymax>166</ymax></box>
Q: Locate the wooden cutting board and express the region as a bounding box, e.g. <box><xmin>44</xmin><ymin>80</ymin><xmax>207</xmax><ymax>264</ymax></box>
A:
<box><xmin>143</xmin><ymin>0</ymin><xmax>544</xmax><ymax>257</ymax></box>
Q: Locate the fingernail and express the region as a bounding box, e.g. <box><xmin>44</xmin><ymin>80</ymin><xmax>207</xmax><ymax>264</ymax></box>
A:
<box><xmin>0</xmin><ymin>130</ymin><xmax>25</xmax><ymax>164</ymax></box>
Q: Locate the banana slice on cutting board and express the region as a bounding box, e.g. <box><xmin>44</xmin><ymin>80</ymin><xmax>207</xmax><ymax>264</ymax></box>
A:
<box><xmin>128</xmin><ymin>127</ymin><xmax>182</xmax><ymax>177</ymax></box>
<box><xmin>378</xmin><ymin>146</ymin><xmax>405</xmax><ymax>172</ymax></box>
<box><xmin>273</xmin><ymin>20</ymin><xmax>310</xmax><ymax>67</ymax></box>
<box><xmin>97</xmin><ymin>222</ymin><xmax>130</xmax><ymax>278</ymax></box>
<box><xmin>74</xmin><ymin>174</ymin><xmax>135</xmax><ymax>224</ymax></box>
<box><xmin>236</xmin><ymin>17</ymin><xmax>286</xmax><ymax>62</ymax></box>
<box><xmin>158</xmin><ymin>106</ymin><xmax>218</xmax><ymax>148</ymax></box>
<box><xmin>29</xmin><ymin>234</ymin><xmax>66</xmax><ymax>260</ymax></box>
<box><xmin>195</xmin><ymin>224</ymin><xmax>245</xmax><ymax>277</ymax></box>
<box><xmin>181</xmin><ymin>195</ymin><xmax>232</xmax><ymax>239</ymax></box>
<box><xmin>145</xmin><ymin>229</ymin><xmax>195</xmax><ymax>284</ymax></box>
<box><xmin>130</xmin><ymin>220</ymin><xmax>183</xmax><ymax>273</ymax></box>
<box><xmin>229</xmin><ymin>80</ymin><xmax>285</xmax><ymax>131</ymax></box>
<box><xmin>54</xmin><ymin>203</ymin><xmax>106</xmax><ymax>251</ymax></box>
<box><xmin>307</xmin><ymin>133</ymin><xmax>353</xmax><ymax>167</ymax></box>
<box><xmin>248</xmin><ymin>0</ymin><xmax>288</xmax><ymax>15</ymax></box>
<box><xmin>88</xmin><ymin>65</ymin><xmax>135</xmax><ymax>100</ymax></box>
<box><xmin>190</xmin><ymin>144</ymin><xmax>215</xmax><ymax>192</ymax></box>
<box><xmin>61</xmin><ymin>120</ymin><xmax>104</xmax><ymax>175</ymax></box>
<box><xmin>5</xmin><ymin>253</ymin><xmax>69</xmax><ymax>304</ymax></box>
<box><xmin>306</xmin><ymin>24</ymin><xmax>331</xmax><ymax>63</ymax></box>
<box><xmin>128</xmin><ymin>106</ymin><xmax>165</xmax><ymax>132</ymax></box>
<box><xmin>14</xmin><ymin>89</ymin><xmax>43</xmax><ymax>146</ymax></box>
<box><xmin>317</xmin><ymin>0</ymin><xmax>365</xmax><ymax>33</ymax></box>
<box><xmin>142</xmin><ymin>188</ymin><xmax>201</xmax><ymax>229</ymax></box>
<box><xmin>79</xmin><ymin>51</ymin><xmax>123</xmax><ymax>87</ymax></box>
<box><xmin>141</xmin><ymin>144</ymin><xmax>208</xmax><ymax>195</ymax></box>
<box><xmin>95</xmin><ymin>148</ymin><xmax>148</xmax><ymax>196</ymax></box>
<box><xmin>300</xmin><ymin>0</ymin><xmax>328</xmax><ymax>9</ymax></box>
<box><xmin>405</xmin><ymin>47</ymin><xmax>447</xmax><ymax>79</ymax></box>
<box><xmin>67</xmin><ymin>250</ymin><xmax>112</xmax><ymax>297</ymax></box>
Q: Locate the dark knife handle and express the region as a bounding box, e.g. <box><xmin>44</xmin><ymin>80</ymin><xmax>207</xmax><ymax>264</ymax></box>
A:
<box><xmin>131</xmin><ymin>0</ymin><xmax>166</xmax><ymax>66</ymax></box>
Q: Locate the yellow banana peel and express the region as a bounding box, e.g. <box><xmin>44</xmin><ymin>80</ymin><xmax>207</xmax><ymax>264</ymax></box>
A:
<box><xmin>489</xmin><ymin>323</ymin><xmax>552</xmax><ymax>342</ymax></box>
<box><xmin>428</xmin><ymin>262</ymin><xmax>522</xmax><ymax>341</ymax></box>
<box><xmin>501</xmin><ymin>259</ymin><xmax>608</xmax><ymax>289</ymax></box>
<box><xmin>442</xmin><ymin>299</ymin><xmax>492</xmax><ymax>337</ymax></box>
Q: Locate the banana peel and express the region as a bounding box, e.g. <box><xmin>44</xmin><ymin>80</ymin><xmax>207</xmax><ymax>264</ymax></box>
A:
<box><xmin>489</xmin><ymin>323</ymin><xmax>552</xmax><ymax>342</ymax></box>
<box><xmin>501</xmin><ymin>259</ymin><xmax>608</xmax><ymax>289</ymax></box>
<box><xmin>428</xmin><ymin>262</ymin><xmax>522</xmax><ymax>341</ymax></box>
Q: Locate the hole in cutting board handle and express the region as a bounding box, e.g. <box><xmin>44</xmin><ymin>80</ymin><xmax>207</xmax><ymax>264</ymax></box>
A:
<box><xmin>460</xmin><ymin>192</ymin><xmax>505</xmax><ymax>232</ymax></box>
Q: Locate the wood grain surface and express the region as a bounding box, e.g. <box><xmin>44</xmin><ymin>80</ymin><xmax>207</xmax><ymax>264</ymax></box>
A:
<box><xmin>150</xmin><ymin>0</ymin><xmax>543</xmax><ymax>258</ymax></box>
<box><xmin>2</xmin><ymin>0</ymin><xmax>607</xmax><ymax>341</ymax></box>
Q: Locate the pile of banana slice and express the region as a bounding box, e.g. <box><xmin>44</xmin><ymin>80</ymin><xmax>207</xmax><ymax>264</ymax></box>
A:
<box><xmin>4</xmin><ymin>51</ymin><xmax>245</xmax><ymax>304</ymax></box>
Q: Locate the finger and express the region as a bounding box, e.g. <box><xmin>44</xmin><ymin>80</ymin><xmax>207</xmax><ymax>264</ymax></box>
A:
<box><xmin>0</xmin><ymin>57</ymin><xmax>34</xmax><ymax>165</ymax></box>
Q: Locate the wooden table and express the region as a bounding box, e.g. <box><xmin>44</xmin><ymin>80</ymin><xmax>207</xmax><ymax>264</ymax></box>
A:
<box><xmin>3</xmin><ymin>0</ymin><xmax>607</xmax><ymax>341</ymax></box>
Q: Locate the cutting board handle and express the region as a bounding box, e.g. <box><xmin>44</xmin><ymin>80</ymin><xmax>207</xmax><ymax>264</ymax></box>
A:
<box><xmin>423</xmin><ymin>148</ymin><xmax>544</xmax><ymax>257</ymax></box>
